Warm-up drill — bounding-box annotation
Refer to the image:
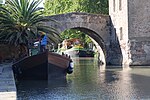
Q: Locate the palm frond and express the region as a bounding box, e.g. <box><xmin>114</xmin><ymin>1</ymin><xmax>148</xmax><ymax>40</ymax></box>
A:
<box><xmin>0</xmin><ymin>0</ymin><xmax>60</xmax><ymax>47</ymax></box>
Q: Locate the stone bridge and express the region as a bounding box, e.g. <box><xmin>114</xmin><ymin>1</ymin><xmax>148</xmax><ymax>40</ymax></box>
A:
<box><xmin>45</xmin><ymin>12</ymin><xmax>122</xmax><ymax>66</ymax></box>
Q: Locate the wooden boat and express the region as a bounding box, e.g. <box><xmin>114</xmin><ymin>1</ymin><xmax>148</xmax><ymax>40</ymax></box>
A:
<box><xmin>63</xmin><ymin>46</ymin><xmax>95</xmax><ymax>57</ymax></box>
<box><xmin>12</xmin><ymin>50</ymin><xmax>73</xmax><ymax>80</ymax></box>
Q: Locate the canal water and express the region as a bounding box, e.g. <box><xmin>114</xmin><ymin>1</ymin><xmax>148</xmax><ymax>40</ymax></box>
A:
<box><xmin>17</xmin><ymin>58</ymin><xmax>150</xmax><ymax>100</ymax></box>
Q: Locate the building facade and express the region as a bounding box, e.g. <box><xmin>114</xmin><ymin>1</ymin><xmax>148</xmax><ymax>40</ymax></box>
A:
<box><xmin>109</xmin><ymin>0</ymin><xmax>150</xmax><ymax>65</ymax></box>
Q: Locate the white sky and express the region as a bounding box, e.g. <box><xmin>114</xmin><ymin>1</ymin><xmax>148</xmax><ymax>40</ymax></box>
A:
<box><xmin>0</xmin><ymin>0</ymin><xmax>5</xmax><ymax>4</ymax></box>
<box><xmin>38</xmin><ymin>0</ymin><xmax>45</xmax><ymax>7</ymax></box>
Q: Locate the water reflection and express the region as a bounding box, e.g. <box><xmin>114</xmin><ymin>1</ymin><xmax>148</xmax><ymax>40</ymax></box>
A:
<box><xmin>17</xmin><ymin>58</ymin><xmax>150</xmax><ymax>100</ymax></box>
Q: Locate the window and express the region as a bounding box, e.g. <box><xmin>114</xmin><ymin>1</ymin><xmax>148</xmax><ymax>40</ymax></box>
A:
<box><xmin>119</xmin><ymin>0</ymin><xmax>122</xmax><ymax>10</ymax></box>
<box><xmin>113</xmin><ymin>0</ymin><xmax>116</xmax><ymax>12</ymax></box>
<box><xmin>120</xmin><ymin>27</ymin><xmax>123</xmax><ymax>40</ymax></box>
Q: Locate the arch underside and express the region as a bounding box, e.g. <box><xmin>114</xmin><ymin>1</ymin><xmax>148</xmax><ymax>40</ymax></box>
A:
<box><xmin>60</xmin><ymin>27</ymin><xmax>107</xmax><ymax>65</ymax></box>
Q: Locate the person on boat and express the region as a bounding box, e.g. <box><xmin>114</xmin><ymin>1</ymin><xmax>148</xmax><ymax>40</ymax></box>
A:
<box><xmin>40</xmin><ymin>32</ymin><xmax>47</xmax><ymax>52</ymax></box>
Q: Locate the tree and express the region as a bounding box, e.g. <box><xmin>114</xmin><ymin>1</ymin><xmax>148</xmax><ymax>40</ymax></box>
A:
<box><xmin>43</xmin><ymin>0</ymin><xmax>108</xmax><ymax>15</ymax></box>
<box><xmin>0</xmin><ymin>0</ymin><xmax>61</xmax><ymax>55</ymax></box>
<box><xmin>60</xmin><ymin>29</ymin><xmax>92</xmax><ymax>48</ymax></box>
<box><xmin>43</xmin><ymin>0</ymin><xmax>79</xmax><ymax>16</ymax></box>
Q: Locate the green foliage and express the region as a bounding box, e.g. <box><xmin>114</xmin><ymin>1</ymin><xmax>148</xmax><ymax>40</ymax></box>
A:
<box><xmin>0</xmin><ymin>0</ymin><xmax>61</xmax><ymax>47</ymax></box>
<box><xmin>60</xmin><ymin>29</ymin><xmax>83</xmax><ymax>40</ymax></box>
<box><xmin>61</xmin><ymin>29</ymin><xmax>92</xmax><ymax>48</ymax></box>
<box><xmin>80</xmin><ymin>0</ymin><xmax>108</xmax><ymax>14</ymax></box>
<box><xmin>43</xmin><ymin>0</ymin><xmax>108</xmax><ymax>15</ymax></box>
<box><xmin>43</xmin><ymin>0</ymin><xmax>79</xmax><ymax>15</ymax></box>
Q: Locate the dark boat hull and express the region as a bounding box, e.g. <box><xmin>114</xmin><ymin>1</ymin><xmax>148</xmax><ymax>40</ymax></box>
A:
<box><xmin>17</xmin><ymin>62</ymin><xmax>48</xmax><ymax>80</ymax></box>
<box><xmin>13</xmin><ymin>51</ymin><xmax>72</xmax><ymax>80</ymax></box>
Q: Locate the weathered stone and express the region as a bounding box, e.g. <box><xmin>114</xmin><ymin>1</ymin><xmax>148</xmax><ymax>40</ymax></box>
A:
<box><xmin>46</xmin><ymin>12</ymin><xmax>111</xmax><ymax>65</ymax></box>
<box><xmin>109</xmin><ymin>0</ymin><xmax>150</xmax><ymax>66</ymax></box>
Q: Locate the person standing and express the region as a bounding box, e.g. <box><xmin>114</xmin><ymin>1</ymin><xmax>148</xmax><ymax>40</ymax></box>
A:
<box><xmin>40</xmin><ymin>32</ymin><xmax>47</xmax><ymax>52</ymax></box>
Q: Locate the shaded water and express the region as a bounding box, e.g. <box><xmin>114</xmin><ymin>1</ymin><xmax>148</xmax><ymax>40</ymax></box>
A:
<box><xmin>17</xmin><ymin>58</ymin><xmax>150</xmax><ymax>100</ymax></box>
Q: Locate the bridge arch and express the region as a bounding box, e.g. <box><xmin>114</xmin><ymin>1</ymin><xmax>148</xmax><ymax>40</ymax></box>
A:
<box><xmin>45</xmin><ymin>12</ymin><xmax>111</xmax><ymax>65</ymax></box>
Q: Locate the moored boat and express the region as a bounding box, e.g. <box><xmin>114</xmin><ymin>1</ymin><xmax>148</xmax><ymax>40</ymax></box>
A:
<box><xmin>12</xmin><ymin>50</ymin><xmax>73</xmax><ymax>80</ymax></box>
<box><xmin>58</xmin><ymin>38</ymin><xmax>95</xmax><ymax>57</ymax></box>
<box><xmin>62</xmin><ymin>45</ymin><xmax>94</xmax><ymax>57</ymax></box>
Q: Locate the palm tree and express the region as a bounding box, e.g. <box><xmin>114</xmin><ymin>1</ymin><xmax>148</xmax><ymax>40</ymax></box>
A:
<box><xmin>0</xmin><ymin>0</ymin><xmax>61</xmax><ymax>56</ymax></box>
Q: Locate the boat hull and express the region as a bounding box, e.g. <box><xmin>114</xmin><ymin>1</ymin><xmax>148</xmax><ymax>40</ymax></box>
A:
<box><xmin>48</xmin><ymin>63</ymin><xmax>67</xmax><ymax>79</ymax></box>
<box><xmin>64</xmin><ymin>49</ymin><xmax>94</xmax><ymax>57</ymax></box>
<box><xmin>13</xmin><ymin>51</ymin><xmax>72</xmax><ymax>80</ymax></box>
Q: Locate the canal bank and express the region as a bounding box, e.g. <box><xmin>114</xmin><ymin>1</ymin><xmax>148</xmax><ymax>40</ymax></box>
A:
<box><xmin>0</xmin><ymin>63</ymin><xmax>16</xmax><ymax>100</ymax></box>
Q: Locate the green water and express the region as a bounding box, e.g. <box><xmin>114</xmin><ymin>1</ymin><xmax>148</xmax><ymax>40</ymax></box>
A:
<box><xmin>17</xmin><ymin>58</ymin><xmax>150</xmax><ymax>100</ymax></box>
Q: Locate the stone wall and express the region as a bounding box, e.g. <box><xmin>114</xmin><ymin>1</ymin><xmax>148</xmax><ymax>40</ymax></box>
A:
<box><xmin>128</xmin><ymin>0</ymin><xmax>150</xmax><ymax>65</ymax></box>
<box><xmin>109</xmin><ymin>0</ymin><xmax>130</xmax><ymax>65</ymax></box>
<box><xmin>109</xmin><ymin>0</ymin><xmax>150</xmax><ymax>65</ymax></box>
<box><xmin>130</xmin><ymin>40</ymin><xmax>150</xmax><ymax>65</ymax></box>
<box><xmin>128</xmin><ymin>0</ymin><xmax>150</xmax><ymax>38</ymax></box>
